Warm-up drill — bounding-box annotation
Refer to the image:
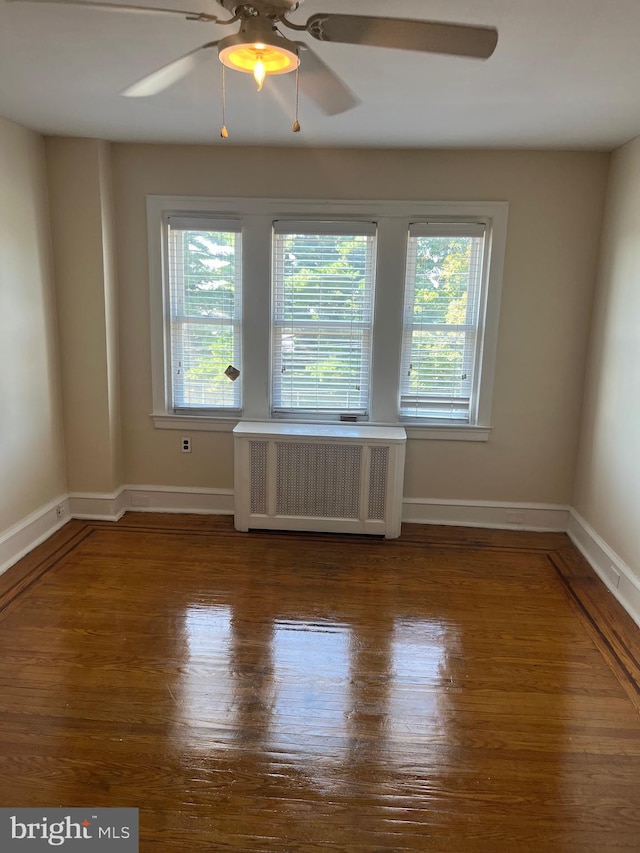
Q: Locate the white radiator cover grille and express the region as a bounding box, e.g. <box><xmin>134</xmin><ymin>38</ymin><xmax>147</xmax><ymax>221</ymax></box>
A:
<box><xmin>367</xmin><ymin>446</ymin><xmax>389</xmax><ymax>521</ymax></box>
<box><xmin>235</xmin><ymin>423</ymin><xmax>406</xmax><ymax>539</ymax></box>
<box><xmin>249</xmin><ymin>440</ymin><xmax>268</xmax><ymax>515</ymax></box>
<box><xmin>275</xmin><ymin>442</ymin><xmax>363</xmax><ymax>518</ymax></box>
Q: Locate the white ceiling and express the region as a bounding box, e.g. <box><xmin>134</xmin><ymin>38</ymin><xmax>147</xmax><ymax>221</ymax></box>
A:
<box><xmin>1</xmin><ymin>0</ymin><xmax>640</xmax><ymax>149</ymax></box>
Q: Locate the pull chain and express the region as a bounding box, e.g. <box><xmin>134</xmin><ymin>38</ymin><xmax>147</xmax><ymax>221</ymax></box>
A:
<box><xmin>292</xmin><ymin>59</ymin><xmax>301</xmax><ymax>133</ymax></box>
<box><xmin>220</xmin><ymin>65</ymin><xmax>229</xmax><ymax>139</ymax></box>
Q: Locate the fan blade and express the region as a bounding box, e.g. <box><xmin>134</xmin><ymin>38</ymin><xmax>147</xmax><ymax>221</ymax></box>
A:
<box><xmin>122</xmin><ymin>41</ymin><xmax>217</xmax><ymax>97</ymax></box>
<box><xmin>7</xmin><ymin>0</ymin><xmax>219</xmax><ymax>21</ymax></box>
<box><xmin>305</xmin><ymin>14</ymin><xmax>498</xmax><ymax>60</ymax></box>
<box><xmin>296</xmin><ymin>44</ymin><xmax>359</xmax><ymax>116</ymax></box>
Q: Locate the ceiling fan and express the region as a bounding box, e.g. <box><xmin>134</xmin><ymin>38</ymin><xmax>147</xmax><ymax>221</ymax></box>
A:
<box><xmin>9</xmin><ymin>0</ymin><xmax>498</xmax><ymax>117</ymax></box>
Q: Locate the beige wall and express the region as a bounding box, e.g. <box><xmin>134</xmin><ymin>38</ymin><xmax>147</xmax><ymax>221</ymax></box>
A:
<box><xmin>0</xmin><ymin>117</ymin><xmax>66</xmax><ymax>531</ymax></box>
<box><xmin>46</xmin><ymin>137</ymin><xmax>122</xmax><ymax>494</ymax></box>
<box><xmin>112</xmin><ymin>145</ymin><xmax>609</xmax><ymax>503</ymax></box>
<box><xmin>574</xmin><ymin>137</ymin><xmax>640</xmax><ymax>581</ymax></box>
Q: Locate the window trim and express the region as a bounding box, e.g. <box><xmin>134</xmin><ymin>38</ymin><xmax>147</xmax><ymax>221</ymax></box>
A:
<box><xmin>165</xmin><ymin>214</ymin><xmax>243</xmax><ymax>415</ymax></box>
<box><xmin>399</xmin><ymin>221</ymin><xmax>488</xmax><ymax>424</ymax></box>
<box><xmin>271</xmin><ymin>221</ymin><xmax>377</xmax><ymax>419</ymax></box>
<box><xmin>147</xmin><ymin>196</ymin><xmax>508</xmax><ymax>440</ymax></box>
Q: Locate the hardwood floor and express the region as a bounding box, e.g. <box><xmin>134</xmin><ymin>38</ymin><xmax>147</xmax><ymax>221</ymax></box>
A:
<box><xmin>0</xmin><ymin>515</ymin><xmax>639</xmax><ymax>851</ymax></box>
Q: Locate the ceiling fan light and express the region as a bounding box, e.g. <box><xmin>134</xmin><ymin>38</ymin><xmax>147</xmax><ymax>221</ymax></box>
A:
<box><xmin>220</xmin><ymin>43</ymin><xmax>297</xmax><ymax>73</ymax></box>
<box><xmin>253</xmin><ymin>56</ymin><xmax>266</xmax><ymax>91</ymax></box>
<box><xmin>218</xmin><ymin>27</ymin><xmax>299</xmax><ymax>90</ymax></box>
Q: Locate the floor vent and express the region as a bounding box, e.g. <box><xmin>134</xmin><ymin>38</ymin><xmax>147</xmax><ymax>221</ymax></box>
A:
<box><xmin>234</xmin><ymin>423</ymin><xmax>406</xmax><ymax>538</ymax></box>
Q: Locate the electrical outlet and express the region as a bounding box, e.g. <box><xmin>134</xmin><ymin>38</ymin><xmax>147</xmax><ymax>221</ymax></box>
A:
<box><xmin>181</xmin><ymin>436</ymin><xmax>192</xmax><ymax>453</ymax></box>
<box><xmin>56</xmin><ymin>504</ymin><xmax>65</xmax><ymax>519</ymax></box>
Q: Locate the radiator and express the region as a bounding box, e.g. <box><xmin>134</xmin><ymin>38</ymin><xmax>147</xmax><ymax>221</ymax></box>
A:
<box><xmin>233</xmin><ymin>422</ymin><xmax>406</xmax><ymax>539</ymax></box>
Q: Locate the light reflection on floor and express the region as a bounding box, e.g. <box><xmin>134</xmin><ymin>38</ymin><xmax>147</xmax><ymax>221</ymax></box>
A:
<box><xmin>269</xmin><ymin>619</ymin><xmax>351</xmax><ymax>783</ymax></box>
<box><xmin>178</xmin><ymin>605</ymin><xmax>453</xmax><ymax>788</ymax></box>
<box><xmin>389</xmin><ymin>619</ymin><xmax>455</xmax><ymax>765</ymax></box>
<box><xmin>178</xmin><ymin>604</ymin><xmax>235</xmax><ymax>746</ymax></box>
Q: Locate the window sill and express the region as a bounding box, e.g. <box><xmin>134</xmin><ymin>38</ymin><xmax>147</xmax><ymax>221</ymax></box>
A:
<box><xmin>403</xmin><ymin>425</ymin><xmax>491</xmax><ymax>442</ymax></box>
<box><xmin>152</xmin><ymin>414</ymin><xmax>491</xmax><ymax>442</ymax></box>
<box><xmin>152</xmin><ymin>414</ymin><xmax>240</xmax><ymax>432</ymax></box>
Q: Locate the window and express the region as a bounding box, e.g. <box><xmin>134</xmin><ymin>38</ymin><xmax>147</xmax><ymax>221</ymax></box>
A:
<box><xmin>166</xmin><ymin>216</ymin><xmax>242</xmax><ymax>413</ymax></box>
<box><xmin>400</xmin><ymin>223</ymin><xmax>487</xmax><ymax>423</ymax></box>
<box><xmin>149</xmin><ymin>198</ymin><xmax>508</xmax><ymax>439</ymax></box>
<box><xmin>272</xmin><ymin>222</ymin><xmax>376</xmax><ymax>417</ymax></box>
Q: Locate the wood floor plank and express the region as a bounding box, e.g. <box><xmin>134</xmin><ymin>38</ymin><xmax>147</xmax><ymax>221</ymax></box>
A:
<box><xmin>0</xmin><ymin>516</ymin><xmax>638</xmax><ymax>851</ymax></box>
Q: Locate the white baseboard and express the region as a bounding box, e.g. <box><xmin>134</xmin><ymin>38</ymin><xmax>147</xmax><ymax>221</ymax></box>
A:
<box><xmin>68</xmin><ymin>485</ymin><xmax>234</xmax><ymax>519</ymax></box>
<box><xmin>402</xmin><ymin>498</ymin><xmax>571</xmax><ymax>532</ymax></box>
<box><xmin>0</xmin><ymin>495</ymin><xmax>70</xmax><ymax>577</ymax></box>
<box><xmin>123</xmin><ymin>485</ymin><xmax>235</xmax><ymax>515</ymax></box>
<box><xmin>567</xmin><ymin>510</ymin><xmax>640</xmax><ymax>629</ymax></box>
<box><xmin>68</xmin><ymin>487</ymin><xmax>127</xmax><ymax>522</ymax></box>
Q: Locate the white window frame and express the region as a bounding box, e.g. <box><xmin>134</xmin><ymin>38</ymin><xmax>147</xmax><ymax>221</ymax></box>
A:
<box><xmin>147</xmin><ymin>196</ymin><xmax>508</xmax><ymax>441</ymax></box>
<box><xmin>400</xmin><ymin>221</ymin><xmax>490</xmax><ymax>425</ymax></box>
<box><xmin>271</xmin><ymin>220</ymin><xmax>377</xmax><ymax>420</ymax></box>
<box><xmin>165</xmin><ymin>214</ymin><xmax>243</xmax><ymax>415</ymax></box>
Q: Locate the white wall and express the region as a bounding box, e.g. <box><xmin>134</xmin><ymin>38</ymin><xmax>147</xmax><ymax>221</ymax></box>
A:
<box><xmin>573</xmin><ymin>136</ymin><xmax>640</xmax><ymax>606</ymax></box>
<box><xmin>0</xmin><ymin>118</ymin><xmax>66</xmax><ymax>540</ymax></box>
<box><xmin>111</xmin><ymin>144</ymin><xmax>609</xmax><ymax>507</ymax></box>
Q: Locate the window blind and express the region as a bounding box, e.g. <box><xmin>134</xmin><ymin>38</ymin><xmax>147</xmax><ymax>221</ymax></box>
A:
<box><xmin>272</xmin><ymin>221</ymin><xmax>376</xmax><ymax>416</ymax></box>
<box><xmin>400</xmin><ymin>223</ymin><xmax>486</xmax><ymax>422</ymax></box>
<box><xmin>166</xmin><ymin>216</ymin><xmax>242</xmax><ymax>412</ymax></box>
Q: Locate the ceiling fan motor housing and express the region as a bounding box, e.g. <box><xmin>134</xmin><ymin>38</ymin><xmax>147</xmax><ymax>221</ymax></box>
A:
<box><xmin>216</xmin><ymin>0</ymin><xmax>301</xmax><ymax>17</ymax></box>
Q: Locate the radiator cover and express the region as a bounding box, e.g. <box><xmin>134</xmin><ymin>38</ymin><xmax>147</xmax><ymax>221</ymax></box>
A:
<box><xmin>233</xmin><ymin>423</ymin><xmax>406</xmax><ymax>538</ymax></box>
